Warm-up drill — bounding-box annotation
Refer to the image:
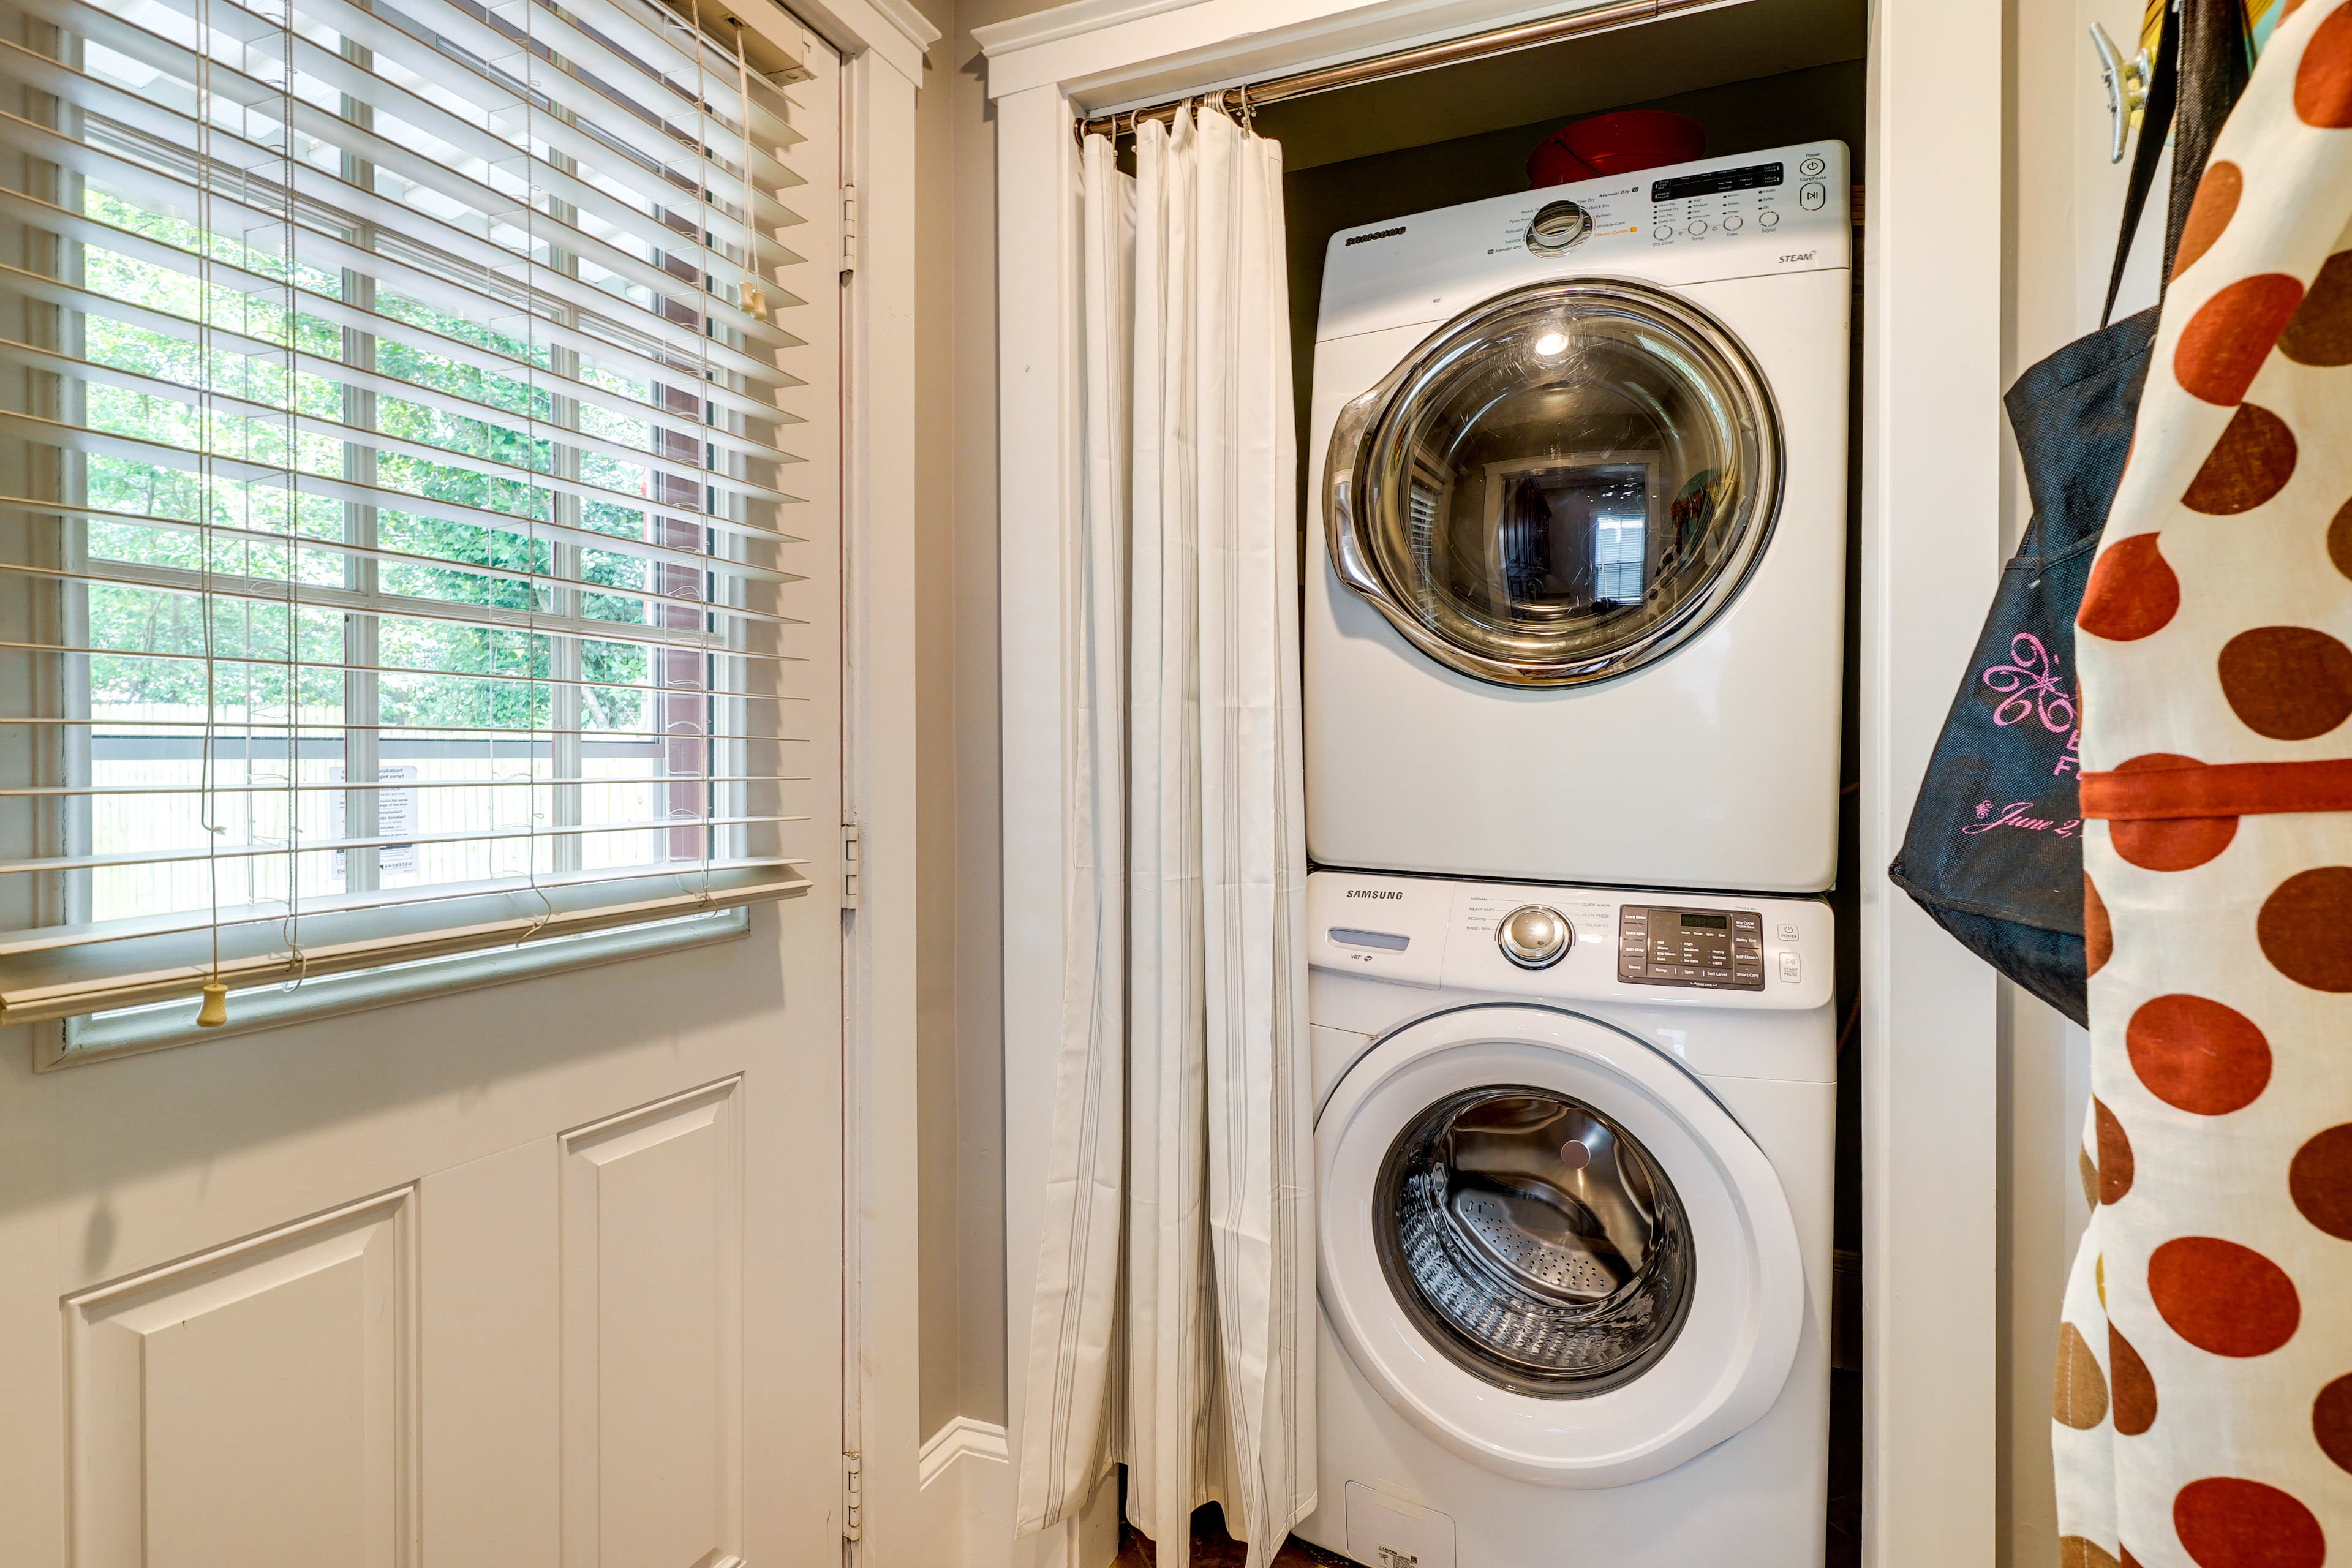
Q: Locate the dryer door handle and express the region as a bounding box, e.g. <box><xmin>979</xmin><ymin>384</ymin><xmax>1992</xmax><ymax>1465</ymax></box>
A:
<box><xmin>1325</xmin><ymin>385</ymin><xmax>1394</xmax><ymax>609</ymax></box>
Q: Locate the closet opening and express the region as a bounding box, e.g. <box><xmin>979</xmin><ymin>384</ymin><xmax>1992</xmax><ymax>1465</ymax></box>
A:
<box><xmin>1244</xmin><ymin>2</ymin><xmax>1867</xmax><ymax>1558</ymax></box>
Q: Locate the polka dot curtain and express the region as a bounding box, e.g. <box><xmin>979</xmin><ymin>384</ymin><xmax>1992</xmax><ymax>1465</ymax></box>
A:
<box><xmin>2060</xmin><ymin>4</ymin><xmax>2352</xmax><ymax>1564</ymax></box>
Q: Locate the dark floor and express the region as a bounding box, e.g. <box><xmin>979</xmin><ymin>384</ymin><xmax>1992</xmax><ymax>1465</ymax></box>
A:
<box><xmin>1827</xmin><ymin>1369</ymin><xmax>1861</xmax><ymax>1568</ymax></box>
<box><xmin>1114</xmin><ymin>1507</ymin><xmax>1356</xmax><ymax>1566</ymax></box>
<box><xmin>1117</xmin><ymin>1380</ymin><xmax>1863</xmax><ymax>1568</ymax></box>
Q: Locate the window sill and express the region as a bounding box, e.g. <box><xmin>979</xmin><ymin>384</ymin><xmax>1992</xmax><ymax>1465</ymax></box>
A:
<box><xmin>38</xmin><ymin>908</ymin><xmax>753</xmax><ymax>1071</ymax></box>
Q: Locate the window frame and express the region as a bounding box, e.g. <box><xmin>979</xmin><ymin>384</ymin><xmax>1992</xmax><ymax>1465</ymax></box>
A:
<box><xmin>2</xmin><ymin>0</ymin><xmax>827</xmax><ymax>1058</ymax></box>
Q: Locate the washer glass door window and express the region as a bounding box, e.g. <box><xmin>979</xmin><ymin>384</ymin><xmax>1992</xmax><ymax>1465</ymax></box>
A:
<box><xmin>1328</xmin><ymin>280</ymin><xmax>1781</xmax><ymax>687</ymax></box>
<box><xmin>1315</xmin><ymin>1005</ymin><xmax>1805</xmax><ymax>1486</ymax></box>
<box><xmin>1379</xmin><ymin>1086</ymin><xmax>1693</xmax><ymax>1396</ymax></box>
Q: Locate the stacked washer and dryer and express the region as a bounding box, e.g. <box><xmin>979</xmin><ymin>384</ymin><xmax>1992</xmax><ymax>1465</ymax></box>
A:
<box><xmin>1294</xmin><ymin>143</ymin><xmax>1851</xmax><ymax>1568</ymax></box>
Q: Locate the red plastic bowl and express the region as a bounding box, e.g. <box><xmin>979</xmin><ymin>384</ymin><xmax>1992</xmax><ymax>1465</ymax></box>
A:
<box><xmin>1525</xmin><ymin>137</ymin><xmax>1599</xmax><ymax>189</ymax></box>
<box><xmin>1526</xmin><ymin>110</ymin><xmax>1707</xmax><ymax>187</ymax></box>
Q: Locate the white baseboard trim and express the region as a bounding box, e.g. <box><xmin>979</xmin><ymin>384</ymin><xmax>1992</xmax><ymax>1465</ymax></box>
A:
<box><xmin>919</xmin><ymin>1415</ymin><xmax>1011</xmax><ymax>1490</ymax></box>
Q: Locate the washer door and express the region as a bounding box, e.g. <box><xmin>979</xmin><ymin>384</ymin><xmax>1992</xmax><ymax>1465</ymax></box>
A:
<box><xmin>1325</xmin><ymin>279</ymin><xmax>1782</xmax><ymax>687</ymax></box>
<box><xmin>1318</xmin><ymin>1005</ymin><xmax>1804</xmax><ymax>1487</ymax></box>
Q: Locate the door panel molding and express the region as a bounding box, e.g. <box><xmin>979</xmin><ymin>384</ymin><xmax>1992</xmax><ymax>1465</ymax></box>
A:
<box><xmin>64</xmin><ymin>1186</ymin><xmax>419</xmax><ymax>1568</ymax></box>
<box><xmin>559</xmin><ymin>1077</ymin><xmax>745</xmax><ymax>1568</ymax></box>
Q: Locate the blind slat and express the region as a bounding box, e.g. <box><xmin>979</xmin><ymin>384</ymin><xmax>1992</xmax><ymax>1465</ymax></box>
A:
<box><xmin>0</xmin><ymin>562</ymin><xmax>786</xmax><ymax>657</ymax></box>
<box><xmin>0</xmin><ymin>812</ymin><xmax>797</xmax><ymax>876</ymax></box>
<box><xmin>0</xmin><ymin>25</ymin><xmax>796</xmax><ymax>316</ymax></box>
<box><xmin>0</xmin><ymin>773</ymin><xmax>803</xmax><ymax>798</ymax></box>
<box><xmin>0</xmin><ymin>258</ymin><xmax>812</xmax><ymax>467</ymax></box>
<box><xmin>0</xmin><ymin>717</ymin><xmax>802</xmax><ymax>739</ymax></box>
<box><xmin>2</xmin><ymin>500</ymin><xmax>797</xmax><ymax>593</ymax></box>
<box><xmin>0</xmin><ymin>635</ymin><xmax>805</xmax><ymax>689</ymax></box>
<box><xmin>0</xmin><ymin>407</ymin><xmax>810</xmax><ymax>554</ymax></box>
<box><xmin>300</xmin><ymin>0</ymin><xmax>786</xmax><ymax>223</ymax></box>
<box><xmin>0</xmin><ymin>333</ymin><xmax>804</xmax><ymax>515</ymax></box>
<box><xmin>0</xmin><ymin>94</ymin><xmax>797</xmax><ymax>381</ymax></box>
<box><xmin>0</xmin><ymin>180</ymin><xmax>805</xmax><ymax>426</ymax></box>
<box><xmin>0</xmin><ymin>554</ymin><xmax>794</xmax><ymax>641</ymax></box>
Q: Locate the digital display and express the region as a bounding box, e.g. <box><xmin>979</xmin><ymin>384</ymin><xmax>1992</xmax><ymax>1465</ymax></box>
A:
<box><xmin>1675</xmin><ymin>912</ymin><xmax>1729</xmax><ymax>930</ymax></box>
<box><xmin>1651</xmin><ymin>162</ymin><xmax>1785</xmax><ymax>202</ymax></box>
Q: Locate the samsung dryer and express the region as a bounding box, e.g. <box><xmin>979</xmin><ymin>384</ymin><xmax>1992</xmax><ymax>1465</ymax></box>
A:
<box><xmin>1306</xmin><ymin>143</ymin><xmax>1852</xmax><ymax>893</ymax></box>
<box><xmin>1296</xmin><ymin>869</ymin><xmax>1834</xmax><ymax>1568</ymax></box>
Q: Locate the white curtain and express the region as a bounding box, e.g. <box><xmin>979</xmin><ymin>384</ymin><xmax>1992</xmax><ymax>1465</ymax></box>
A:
<box><xmin>1014</xmin><ymin>105</ymin><xmax>1315</xmax><ymax>1568</ymax></box>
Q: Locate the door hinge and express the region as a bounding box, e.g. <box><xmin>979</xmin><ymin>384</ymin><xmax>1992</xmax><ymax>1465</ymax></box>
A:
<box><xmin>840</xmin><ymin>185</ymin><xmax>859</xmax><ymax>274</ymax></box>
<box><xmin>843</xmin><ymin>1450</ymin><xmax>864</xmax><ymax>1541</ymax></box>
<box><xmin>840</xmin><ymin>820</ymin><xmax>861</xmax><ymax>909</ymax></box>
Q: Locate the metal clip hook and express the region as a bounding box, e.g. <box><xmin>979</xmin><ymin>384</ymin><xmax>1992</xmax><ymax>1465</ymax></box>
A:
<box><xmin>2090</xmin><ymin>20</ymin><xmax>2154</xmax><ymax>164</ymax></box>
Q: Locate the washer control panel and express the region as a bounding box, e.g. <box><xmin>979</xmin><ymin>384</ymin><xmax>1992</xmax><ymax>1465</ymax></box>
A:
<box><xmin>1306</xmin><ymin>871</ymin><xmax>1832</xmax><ymax>1012</ymax></box>
<box><xmin>1618</xmin><ymin>905</ymin><xmax>1765</xmax><ymax>991</ymax></box>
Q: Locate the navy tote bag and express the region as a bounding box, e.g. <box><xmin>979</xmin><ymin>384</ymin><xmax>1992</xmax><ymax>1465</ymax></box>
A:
<box><xmin>1888</xmin><ymin>0</ymin><xmax>2246</xmax><ymax>1025</ymax></box>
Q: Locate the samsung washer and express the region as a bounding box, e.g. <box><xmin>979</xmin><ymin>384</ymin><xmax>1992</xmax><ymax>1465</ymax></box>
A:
<box><xmin>1297</xmin><ymin>870</ymin><xmax>1834</xmax><ymax>1567</ymax></box>
<box><xmin>1305</xmin><ymin>142</ymin><xmax>1852</xmax><ymax>894</ymax></box>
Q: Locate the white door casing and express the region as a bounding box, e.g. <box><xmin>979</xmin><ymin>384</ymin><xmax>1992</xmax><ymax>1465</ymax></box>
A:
<box><xmin>978</xmin><ymin>0</ymin><xmax>2005</xmax><ymax>1564</ymax></box>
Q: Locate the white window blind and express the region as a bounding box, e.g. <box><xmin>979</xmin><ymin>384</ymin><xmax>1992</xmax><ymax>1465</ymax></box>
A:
<box><xmin>0</xmin><ymin>0</ymin><xmax>829</xmax><ymax>1028</ymax></box>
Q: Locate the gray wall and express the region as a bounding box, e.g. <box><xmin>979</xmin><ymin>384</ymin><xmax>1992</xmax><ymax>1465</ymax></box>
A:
<box><xmin>915</xmin><ymin>0</ymin><xmax>1065</xmax><ymax>1439</ymax></box>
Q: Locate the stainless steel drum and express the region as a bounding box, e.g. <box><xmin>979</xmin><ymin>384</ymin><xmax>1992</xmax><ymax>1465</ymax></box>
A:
<box><xmin>1374</xmin><ymin>1085</ymin><xmax>1694</xmax><ymax>1396</ymax></box>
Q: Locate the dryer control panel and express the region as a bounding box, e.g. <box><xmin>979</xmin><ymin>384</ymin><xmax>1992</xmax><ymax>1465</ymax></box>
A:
<box><xmin>1317</xmin><ymin>140</ymin><xmax>1852</xmax><ymax>344</ymax></box>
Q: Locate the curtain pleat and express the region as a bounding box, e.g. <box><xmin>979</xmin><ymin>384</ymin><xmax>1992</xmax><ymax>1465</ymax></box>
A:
<box><xmin>1196</xmin><ymin>111</ymin><xmax>1316</xmax><ymax>1559</ymax></box>
<box><xmin>1012</xmin><ymin>129</ymin><xmax>1133</xmax><ymax>1539</ymax></box>
<box><xmin>1016</xmin><ymin>107</ymin><xmax>1314</xmax><ymax>1568</ymax></box>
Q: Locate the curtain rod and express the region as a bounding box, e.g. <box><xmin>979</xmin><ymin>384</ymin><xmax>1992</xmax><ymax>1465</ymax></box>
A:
<box><xmin>1075</xmin><ymin>0</ymin><xmax>1713</xmax><ymax>140</ymax></box>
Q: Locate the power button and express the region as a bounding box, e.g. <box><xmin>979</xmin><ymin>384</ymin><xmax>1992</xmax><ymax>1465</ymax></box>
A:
<box><xmin>1798</xmin><ymin>154</ymin><xmax>1826</xmax><ymax>177</ymax></box>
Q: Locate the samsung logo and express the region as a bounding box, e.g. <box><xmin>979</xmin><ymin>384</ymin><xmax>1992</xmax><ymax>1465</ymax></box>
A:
<box><xmin>1346</xmin><ymin>889</ymin><xmax>1405</xmax><ymax>899</ymax></box>
<box><xmin>1345</xmin><ymin>226</ymin><xmax>1407</xmax><ymax>246</ymax></box>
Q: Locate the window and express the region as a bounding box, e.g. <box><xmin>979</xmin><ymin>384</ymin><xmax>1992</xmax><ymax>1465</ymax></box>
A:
<box><xmin>0</xmin><ymin>0</ymin><xmax>829</xmax><ymax>1044</ymax></box>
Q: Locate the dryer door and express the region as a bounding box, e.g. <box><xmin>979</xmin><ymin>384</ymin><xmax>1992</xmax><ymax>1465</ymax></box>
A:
<box><xmin>1326</xmin><ymin>279</ymin><xmax>1781</xmax><ymax>687</ymax></box>
<box><xmin>1317</xmin><ymin>1003</ymin><xmax>1804</xmax><ymax>1487</ymax></box>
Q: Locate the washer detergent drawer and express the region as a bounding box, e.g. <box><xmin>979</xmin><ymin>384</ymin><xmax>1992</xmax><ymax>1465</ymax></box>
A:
<box><xmin>1346</xmin><ymin>1481</ymin><xmax>1458</xmax><ymax>1568</ymax></box>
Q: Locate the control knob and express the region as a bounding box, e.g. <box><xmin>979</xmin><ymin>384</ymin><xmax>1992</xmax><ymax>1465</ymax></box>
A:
<box><xmin>1525</xmin><ymin>200</ymin><xmax>1594</xmax><ymax>256</ymax></box>
<box><xmin>1498</xmin><ymin>905</ymin><xmax>1574</xmax><ymax>970</ymax></box>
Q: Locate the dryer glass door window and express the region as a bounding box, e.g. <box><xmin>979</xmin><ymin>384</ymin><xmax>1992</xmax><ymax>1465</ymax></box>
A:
<box><xmin>1329</xmin><ymin>281</ymin><xmax>1781</xmax><ymax>687</ymax></box>
<box><xmin>1375</xmin><ymin>1085</ymin><xmax>1694</xmax><ymax>1396</ymax></box>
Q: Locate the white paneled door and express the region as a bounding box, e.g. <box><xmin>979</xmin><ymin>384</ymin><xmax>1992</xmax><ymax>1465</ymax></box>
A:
<box><xmin>0</xmin><ymin>20</ymin><xmax>846</xmax><ymax>1568</ymax></box>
